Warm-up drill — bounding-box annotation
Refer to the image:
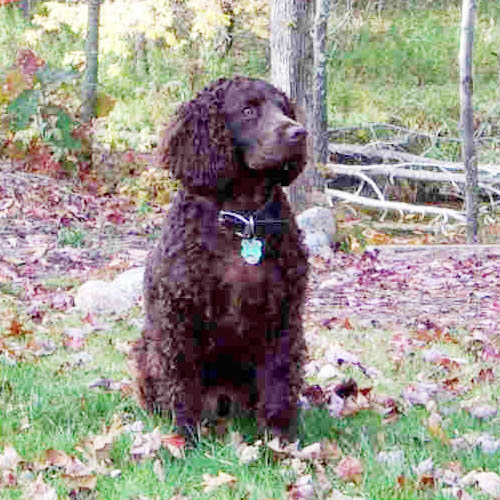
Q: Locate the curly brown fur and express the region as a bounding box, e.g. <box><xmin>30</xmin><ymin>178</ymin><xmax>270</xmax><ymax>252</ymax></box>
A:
<box><xmin>134</xmin><ymin>76</ymin><xmax>308</xmax><ymax>441</ymax></box>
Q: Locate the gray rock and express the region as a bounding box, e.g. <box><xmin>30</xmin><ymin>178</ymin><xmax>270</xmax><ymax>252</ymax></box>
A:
<box><xmin>74</xmin><ymin>267</ymin><xmax>145</xmax><ymax>315</ymax></box>
<box><xmin>113</xmin><ymin>266</ymin><xmax>145</xmax><ymax>303</ymax></box>
<box><xmin>297</xmin><ymin>207</ymin><xmax>336</xmax><ymax>257</ymax></box>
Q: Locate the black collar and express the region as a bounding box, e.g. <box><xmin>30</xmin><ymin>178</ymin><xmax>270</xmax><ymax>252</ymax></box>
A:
<box><xmin>216</xmin><ymin>177</ymin><xmax>289</xmax><ymax>239</ymax></box>
<box><xmin>218</xmin><ymin>202</ymin><xmax>289</xmax><ymax>238</ymax></box>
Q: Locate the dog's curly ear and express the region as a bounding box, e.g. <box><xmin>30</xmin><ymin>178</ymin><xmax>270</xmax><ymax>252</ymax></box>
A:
<box><xmin>158</xmin><ymin>81</ymin><xmax>236</xmax><ymax>190</ymax></box>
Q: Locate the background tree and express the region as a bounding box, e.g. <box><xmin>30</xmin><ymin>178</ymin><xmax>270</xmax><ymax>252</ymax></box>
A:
<box><xmin>135</xmin><ymin>33</ymin><xmax>148</xmax><ymax>78</ymax></box>
<box><xmin>19</xmin><ymin>0</ymin><xmax>36</xmax><ymax>18</ymax></box>
<box><xmin>270</xmin><ymin>0</ymin><xmax>316</xmax><ymax>211</ymax></box>
<box><xmin>313</xmin><ymin>0</ymin><xmax>330</xmax><ymax>174</ymax></box>
<box><xmin>81</xmin><ymin>0</ymin><xmax>100</xmax><ymax>123</ymax></box>
<box><xmin>459</xmin><ymin>0</ymin><xmax>478</xmax><ymax>243</ymax></box>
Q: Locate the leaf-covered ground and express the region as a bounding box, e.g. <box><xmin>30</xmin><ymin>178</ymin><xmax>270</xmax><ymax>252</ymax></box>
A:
<box><xmin>1</xmin><ymin>167</ymin><xmax>500</xmax><ymax>500</ymax></box>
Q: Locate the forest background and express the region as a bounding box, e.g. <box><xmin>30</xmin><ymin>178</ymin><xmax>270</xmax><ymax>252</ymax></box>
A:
<box><xmin>2</xmin><ymin>1</ymin><xmax>500</xmax><ymax>500</ymax></box>
<box><xmin>2</xmin><ymin>0</ymin><xmax>500</xmax><ymax>216</ymax></box>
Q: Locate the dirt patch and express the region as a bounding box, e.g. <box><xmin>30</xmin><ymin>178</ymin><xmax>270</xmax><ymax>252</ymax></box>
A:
<box><xmin>2</xmin><ymin>167</ymin><xmax>499</xmax><ymax>337</ymax></box>
<box><xmin>308</xmin><ymin>244</ymin><xmax>500</xmax><ymax>336</ymax></box>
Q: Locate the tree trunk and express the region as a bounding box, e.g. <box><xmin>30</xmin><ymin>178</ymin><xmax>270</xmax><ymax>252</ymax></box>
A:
<box><xmin>216</xmin><ymin>0</ymin><xmax>235</xmax><ymax>57</ymax></box>
<box><xmin>313</xmin><ymin>0</ymin><xmax>330</xmax><ymax>173</ymax></box>
<box><xmin>270</xmin><ymin>0</ymin><xmax>315</xmax><ymax>211</ymax></box>
<box><xmin>81</xmin><ymin>0</ymin><xmax>100</xmax><ymax>123</ymax></box>
<box><xmin>497</xmin><ymin>42</ymin><xmax>500</xmax><ymax>102</ymax></box>
<box><xmin>20</xmin><ymin>0</ymin><xmax>35</xmax><ymax>19</ymax></box>
<box><xmin>459</xmin><ymin>0</ymin><xmax>478</xmax><ymax>243</ymax></box>
<box><xmin>135</xmin><ymin>32</ymin><xmax>148</xmax><ymax>77</ymax></box>
<box><xmin>271</xmin><ymin>0</ymin><xmax>306</xmax><ymax>102</ymax></box>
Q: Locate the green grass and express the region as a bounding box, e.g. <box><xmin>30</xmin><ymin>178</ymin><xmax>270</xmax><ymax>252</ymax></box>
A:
<box><xmin>57</xmin><ymin>226</ymin><xmax>86</xmax><ymax>247</ymax></box>
<box><xmin>1</xmin><ymin>303</ymin><xmax>499</xmax><ymax>498</ymax></box>
<box><xmin>328</xmin><ymin>5</ymin><xmax>500</xmax><ymax>141</ymax></box>
<box><xmin>41</xmin><ymin>275</ymin><xmax>80</xmax><ymax>291</ymax></box>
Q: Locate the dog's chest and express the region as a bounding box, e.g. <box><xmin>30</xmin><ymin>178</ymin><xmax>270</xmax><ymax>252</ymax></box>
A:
<box><xmin>209</xmin><ymin>233</ymin><xmax>285</xmax><ymax>315</ymax></box>
<box><xmin>221</xmin><ymin>250</ymin><xmax>267</xmax><ymax>285</ymax></box>
<box><xmin>217</xmin><ymin>229</ymin><xmax>284</xmax><ymax>284</ymax></box>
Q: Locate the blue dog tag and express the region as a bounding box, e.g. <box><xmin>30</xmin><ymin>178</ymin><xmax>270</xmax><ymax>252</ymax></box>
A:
<box><xmin>241</xmin><ymin>238</ymin><xmax>263</xmax><ymax>265</ymax></box>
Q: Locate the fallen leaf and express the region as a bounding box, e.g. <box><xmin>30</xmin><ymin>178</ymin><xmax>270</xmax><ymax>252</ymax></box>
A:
<box><xmin>232</xmin><ymin>434</ymin><xmax>261</xmax><ymax>465</ymax></box>
<box><xmin>402</xmin><ymin>383</ymin><xmax>438</xmax><ymax>406</ymax></box>
<box><xmin>413</xmin><ymin>457</ymin><xmax>434</xmax><ymax>477</ymax></box>
<box><xmin>427</xmin><ymin>412</ymin><xmax>450</xmax><ymax>444</ymax></box>
<box><xmin>328</xmin><ymin>489</ymin><xmax>366</xmax><ymax>500</ymax></box>
<box><xmin>476</xmin><ymin>434</ymin><xmax>500</xmax><ymax>454</ymax></box>
<box><xmin>201</xmin><ymin>471</ymin><xmax>236</xmax><ymax>493</ymax></box>
<box><xmin>462</xmin><ymin>470</ymin><xmax>500</xmax><ymax>498</ymax></box>
<box><xmin>334</xmin><ymin>456</ymin><xmax>363</xmax><ymax>484</ymax></box>
<box><xmin>44</xmin><ymin>449</ymin><xmax>71</xmax><ymax>468</ymax></box>
<box><xmin>161</xmin><ymin>433</ymin><xmax>185</xmax><ymax>459</ymax></box>
<box><xmin>153</xmin><ymin>459</ymin><xmax>164</xmax><ymax>482</ymax></box>
<box><xmin>294</xmin><ymin>442</ymin><xmax>321</xmax><ymax>461</ymax></box>
<box><xmin>7</xmin><ymin>317</ymin><xmax>30</xmax><ymax>337</ymax></box>
<box><xmin>327</xmin><ymin>392</ymin><xmax>345</xmax><ymax>417</ymax></box>
<box><xmin>24</xmin><ymin>474</ymin><xmax>57</xmax><ymax>500</ymax></box>
<box><xmin>0</xmin><ymin>446</ymin><xmax>22</xmax><ymax>470</ymax></box>
<box><xmin>472</xmin><ymin>368</ymin><xmax>495</xmax><ymax>384</ymax></box>
<box><xmin>287</xmin><ymin>474</ymin><xmax>315</xmax><ymax>499</ymax></box>
<box><xmin>464</xmin><ymin>403</ymin><xmax>497</xmax><ymax>420</ymax></box>
<box><xmin>26</xmin><ymin>338</ymin><xmax>56</xmax><ymax>357</ymax></box>
<box><xmin>334</xmin><ymin>379</ymin><xmax>358</xmax><ymax>399</ymax></box>
<box><xmin>63</xmin><ymin>327</ymin><xmax>87</xmax><ymax>351</ymax></box>
<box><xmin>130</xmin><ymin>428</ymin><xmax>162</xmax><ymax>462</ymax></box>
<box><xmin>1</xmin><ymin>469</ymin><xmax>17</xmax><ymax>487</ymax></box>
<box><xmin>319</xmin><ymin>439</ymin><xmax>342</xmax><ymax>462</ymax></box>
<box><xmin>441</xmin><ymin>487</ymin><xmax>474</xmax><ymax>500</ymax></box>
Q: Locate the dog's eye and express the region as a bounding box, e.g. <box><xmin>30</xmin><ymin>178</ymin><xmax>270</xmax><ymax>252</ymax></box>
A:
<box><xmin>242</xmin><ymin>107</ymin><xmax>256</xmax><ymax>118</ymax></box>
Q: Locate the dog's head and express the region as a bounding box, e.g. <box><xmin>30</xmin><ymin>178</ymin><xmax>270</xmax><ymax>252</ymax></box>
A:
<box><xmin>223</xmin><ymin>77</ymin><xmax>307</xmax><ymax>186</ymax></box>
<box><xmin>158</xmin><ymin>76</ymin><xmax>308</xmax><ymax>192</ymax></box>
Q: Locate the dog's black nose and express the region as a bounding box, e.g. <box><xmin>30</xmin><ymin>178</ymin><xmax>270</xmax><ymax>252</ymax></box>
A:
<box><xmin>287</xmin><ymin>125</ymin><xmax>308</xmax><ymax>142</ymax></box>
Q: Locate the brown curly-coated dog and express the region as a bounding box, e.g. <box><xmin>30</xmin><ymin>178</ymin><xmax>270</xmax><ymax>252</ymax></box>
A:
<box><xmin>133</xmin><ymin>76</ymin><xmax>308</xmax><ymax>441</ymax></box>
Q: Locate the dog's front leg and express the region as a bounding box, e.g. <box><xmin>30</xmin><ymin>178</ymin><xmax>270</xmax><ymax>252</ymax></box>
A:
<box><xmin>257</xmin><ymin>330</ymin><xmax>297</xmax><ymax>442</ymax></box>
<box><xmin>173</xmin><ymin>331</ymin><xmax>203</xmax><ymax>443</ymax></box>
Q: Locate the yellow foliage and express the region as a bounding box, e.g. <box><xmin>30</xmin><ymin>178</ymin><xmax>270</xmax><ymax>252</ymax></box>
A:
<box><xmin>107</xmin><ymin>63</ymin><xmax>122</xmax><ymax>78</ymax></box>
<box><xmin>187</xmin><ymin>0</ymin><xmax>229</xmax><ymax>40</ymax></box>
<box><xmin>63</xmin><ymin>51</ymin><xmax>86</xmax><ymax>70</ymax></box>
<box><xmin>22</xmin><ymin>27</ymin><xmax>43</xmax><ymax>46</ymax></box>
<box><xmin>27</xmin><ymin>0</ymin><xmax>269</xmax><ymax>59</ymax></box>
<box><xmin>95</xmin><ymin>93</ymin><xmax>116</xmax><ymax>118</ymax></box>
<box><xmin>0</xmin><ymin>70</ymin><xmax>28</xmax><ymax>104</ymax></box>
<box><xmin>118</xmin><ymin>167</ymin><xmax>180</xmax><ymax>206</ymax></box>
<box><xmin>32</xmin><ymin>0</ymin><xmax>177</xmax><ymax>55</ymax></box>
<box><xmin>33</xmin><ymin>5</ymin><xmax>86</xmax><ymax>33</ymax></box>
<box><xmin>234</xmin><ymin>0</ymin><xmax>269</xmax><ymax>39</ymax></box>
<box><xmin>188</xmin><ymin>0</ymin><xmax>269</xmax><ymax>40</ymax></box>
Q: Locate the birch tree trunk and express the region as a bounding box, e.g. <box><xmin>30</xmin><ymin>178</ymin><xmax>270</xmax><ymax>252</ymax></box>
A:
<box><xmin>81</xmin><ymin>0</ymin><xmax>100</xmax><ymax>123</ymax></box>
<box><xmin>459</xmin><ymin>0</ymin><xmax>478</xmax><ymax>243</ymax></box>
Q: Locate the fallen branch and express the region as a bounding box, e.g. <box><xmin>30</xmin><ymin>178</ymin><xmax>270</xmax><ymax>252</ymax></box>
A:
<box><xmin>325</xmin><ymin>187</ymin><xmax>466</xmax><ymax>222</ymax></box>
<box><xmin>328</xmin><ymin>143</ymin><xmax>500</xmax><ymax>177</ymax></box>
<box><xmin>325</xmin><ymin>163</ymin><xmax>466</xmax><ymax>183</ymax></box>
